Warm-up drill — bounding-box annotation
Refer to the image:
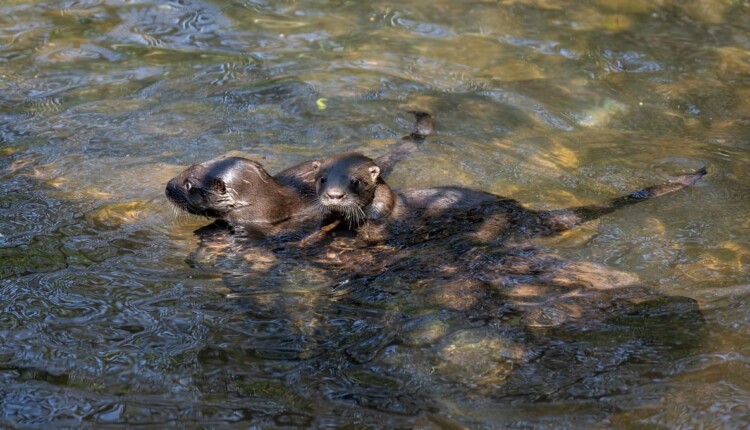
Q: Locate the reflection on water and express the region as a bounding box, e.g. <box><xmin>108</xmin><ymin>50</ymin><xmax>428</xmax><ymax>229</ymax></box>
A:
<box><xmin>2</xmin><ymin>0</ymin><xmax>750</xmax><ymax>427</ymax></box>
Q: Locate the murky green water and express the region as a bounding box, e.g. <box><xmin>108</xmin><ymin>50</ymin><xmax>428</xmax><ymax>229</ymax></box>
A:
<box><xmin>2</xmin><ymin>0</ymin><xmax>750</xmax><ymax>427</ymax></box>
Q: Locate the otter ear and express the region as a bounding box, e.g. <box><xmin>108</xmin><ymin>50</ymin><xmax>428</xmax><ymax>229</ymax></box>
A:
<box><xmin>311</xmin><ymin>161</ymin><xmax>321</xmax><ymax>171</ymax></box>
<box><xmin>211</xmin><ymin>178</ymin><xmax>226</xmax><ymax>194</ymax></box>
<box><xmin>368</xmin><ymin>165</ymin><xmax>380</xmax><ymax>182</ymax></box>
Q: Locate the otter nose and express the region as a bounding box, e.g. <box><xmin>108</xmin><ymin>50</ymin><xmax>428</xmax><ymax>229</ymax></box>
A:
<box><xmin>325</xmin><ymin>190</ymin><xmax>346</xmax><ymax>200</ymax></box>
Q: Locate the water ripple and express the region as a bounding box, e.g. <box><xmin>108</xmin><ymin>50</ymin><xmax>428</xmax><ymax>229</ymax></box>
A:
<box><xmin>0</xmin><ymin>0</ymin><xmax>748</xmax><ymax>427</ymax></box>
<box><xmin>499</xmin><ymin>34</ymin><xmax>581</xmax><ymax>59</ymax></box>
<box><xmin>600</xmin><ymin>49</ymin><xmax>663</xmax><ymax>74</ymax></box>
<box><xmin>108</xmin><ymin>2</ymin><xmax>234</xmax><ymax>51</ymax></box>
<box><xmin>36</xmin><ymin>43</ymin><xmax>124</xmax><ymax>63</ymax></box>
<box><xmin>482</xmin><ymin>90</ymin><xmax>575</xmax><ymax>130</ymax></box>
<box><xmin>391</xmin><ymin>14</ymin><xmax>454</xmax><ymax>38</ymax></box>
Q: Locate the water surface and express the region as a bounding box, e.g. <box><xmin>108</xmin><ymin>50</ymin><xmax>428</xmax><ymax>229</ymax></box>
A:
<box><xmin>2</xmin><ymin>0</ymin><xmax>750</xmax><ymax>427</ymax></box>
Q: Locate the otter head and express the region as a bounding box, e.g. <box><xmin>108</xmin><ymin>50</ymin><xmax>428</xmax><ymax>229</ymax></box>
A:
<box><xmin>311</xmin><ymin>153</ymin><xmax>382</xmax><ymax>225</ymax></box>
<box><xmin>165</xmin><ymin>156</ymin><xmax>285</xmax><ymax>223</ymax></box>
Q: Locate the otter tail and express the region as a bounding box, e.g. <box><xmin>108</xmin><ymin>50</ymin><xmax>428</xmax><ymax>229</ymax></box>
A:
<box><xmin>375</xmin><ymin>111</ymin><xmax>433</xmax><ymax>177</ymax></box>
<box><xmin>539</xmin><ymin>167</ymin><xmax>707</xmax><ymax>233</ymax></box>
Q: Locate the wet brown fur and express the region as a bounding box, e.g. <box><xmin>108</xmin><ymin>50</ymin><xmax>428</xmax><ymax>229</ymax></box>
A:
<box><xmin>311</xmin><ymin>153</ymin><xmax>707</xmax><ymax>246</ymax></box>
<box><xmin>165</xmin><ymin>111</ymin><xmax>433</xmax><ymax>236</ymax></box>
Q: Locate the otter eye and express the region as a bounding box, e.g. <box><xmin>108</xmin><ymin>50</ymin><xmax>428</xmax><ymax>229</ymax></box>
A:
<box><xmin>351</xmin><ymin>178</ymin><xmax>360</xmax><ymax>187</ymax></box>
<box><xmin>319</xmin><ymin>176</ymin><xmax>327</xmax><ymax>184</ymax></box>
<box><xmin>184</xmin><ymin>179</ymin><xmax>192</xmax><ymax>191</ymax></box>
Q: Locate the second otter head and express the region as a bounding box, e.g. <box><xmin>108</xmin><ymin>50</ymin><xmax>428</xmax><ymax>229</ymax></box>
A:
<box><xmin>312</xmin><ymin>153</ymin><xmax>382</xmax><ymax>221</ymax></box>
<box><xmin>165</xmin><ymin>156</ymin><xmax>289</xmax><ymax>223</ymax></box>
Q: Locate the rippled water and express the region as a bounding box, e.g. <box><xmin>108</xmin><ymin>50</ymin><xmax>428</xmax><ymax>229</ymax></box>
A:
<box><xmin>2</xmin><ymin>0</ymin><xmax>750</xmax><ymax>427</ymax></box>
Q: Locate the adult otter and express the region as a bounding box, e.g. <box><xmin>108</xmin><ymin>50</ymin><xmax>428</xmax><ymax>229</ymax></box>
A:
<box><xmin>165</xmin><ymin>156</ymin><xmax>320</xmax><ymax>235</ymax></box>
<box><xmin>312</xmin><ymin>152</ymin><xmax>707</xmax><ymax>245</ymax></box>
<box><xmin>165</xmin><ymin>111</ymin><xmax>433</xmax><ymax>235</ymax></box>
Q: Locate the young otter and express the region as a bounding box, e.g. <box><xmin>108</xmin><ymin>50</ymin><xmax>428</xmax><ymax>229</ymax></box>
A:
<box><xmin>312</xmin><ymin>152</ymin><xmax>707</xmax><ymax>245</ymax></box>
<box><xmin>311</xmin><ymin>153</ymin><xmax>399</xmax><ymax>242</ymax></box>
<box><xmin>166</xmin><ymin>111</ymin><xmax>433</xmax><ymax>235</ymax></box>
<box><xmin>273</xmin><ymin>110</ymin><xmax>433</xmax><ymax>199</ymax></box>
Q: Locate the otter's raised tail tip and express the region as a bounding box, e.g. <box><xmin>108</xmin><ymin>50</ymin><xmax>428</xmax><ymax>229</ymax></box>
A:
<box><xmin>407</xmin><ymin>111</ymin><xmax>434</xmax><ymax>138</ymax></box>
<box><xmin>676</xmin><ymin>166</ymin><xmax>707</xmax><ymax>187</ymax></box>
<box><xmin>627</xmin><ymin>166</ymin><xmax>707</xmax><ymax>200</ymax></box>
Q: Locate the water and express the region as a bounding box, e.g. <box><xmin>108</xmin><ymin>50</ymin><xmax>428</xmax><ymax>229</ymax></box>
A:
<box><xmin>2</xmin><ymin>0</ymin><xmax>750</xmax><ymax>427</ymax></box>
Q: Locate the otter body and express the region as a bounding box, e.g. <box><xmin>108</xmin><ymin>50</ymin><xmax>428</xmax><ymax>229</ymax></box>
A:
<box><xmin>312</xmin><ymin>152</ymin><xmax>707</xmax><ymax>246</ymax></box>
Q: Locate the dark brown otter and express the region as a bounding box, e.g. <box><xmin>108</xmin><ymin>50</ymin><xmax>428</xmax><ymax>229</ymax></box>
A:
<box><xmin>311</xmin><ymin>152</ymin><xmax>707</xmax><ymax>245</ymax></box>
<box><xmin>165</xmin><ymin>111</ymin><xmax>433</xmax><ymax>235</ymax></box>
<box><xmin>165</xmin><ymin>156</ymin><xmax>319</xmax><ymax>235</ymax></box>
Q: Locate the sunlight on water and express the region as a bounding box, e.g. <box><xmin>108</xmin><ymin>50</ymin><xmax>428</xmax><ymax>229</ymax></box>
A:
<box><xmin>2</xmin><ymin>0</ymin><xmax>750</xmax><ymax>427</ymax></box>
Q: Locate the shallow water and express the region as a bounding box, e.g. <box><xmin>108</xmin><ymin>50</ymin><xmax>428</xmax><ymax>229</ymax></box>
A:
<box><xmin>2</xmin><ymin>0</ymin><xmax>750</xmax><ymax>427</ymax></box>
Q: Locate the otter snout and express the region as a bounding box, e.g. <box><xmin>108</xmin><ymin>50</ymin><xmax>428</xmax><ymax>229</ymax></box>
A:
<box><xmin>324</xmin><ymin>190</ymin><xmax>347</xmax><ymax>200</ymax></box>
<box><xmin>165</xmin><ymin>176</ymin><xmax>187</xmax><ymax>203</ymax></box>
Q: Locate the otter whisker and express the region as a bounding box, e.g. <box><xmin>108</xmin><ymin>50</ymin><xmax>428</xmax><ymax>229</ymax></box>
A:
<box><xmin>349</xmin><ymin>206</ymin><xmax>361</xmax><ymax>228</ymax></box>
<box><xmin>312</xmin><ymin>196</ymin><xmax>334</xmax><ymax>214</ymax></box>
<box><xmin>356</xmin><ymin>204</ymin><xmax>367</xmax><ymax>227</ymax></box>
<box><xmin>344</xmin><ymin>206</ymin><xmax>353</xmax><ymax>228</ymax></box>
<box><xmin>352</xmin><ymin>205</ymin><xmax>365</xmax><ymax>227</ymax></box>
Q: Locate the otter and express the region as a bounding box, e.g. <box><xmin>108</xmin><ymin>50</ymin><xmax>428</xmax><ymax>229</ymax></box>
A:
<box><xmin>273</xmin><ymin>110</ymin><xmax>433</xmax><ymax>198</ymax></box>
<box><xmin>311</xmin><ymin>152</ymin><xmax>707</xmax><ymax>246</ymax></box>
<box><xmin>310</xmin><ymin>152</ymin><xmax>399</xmax><ymax>243</ymax></box>
<box><xmin>165</xmin><ymin>156</ymin><xmax>320</xmax><ymax>236</ymax></box>
<box><xmin>165</xmin><ymin>111</ymin><xmax>433</xmax><ymax>235</ymax></box>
